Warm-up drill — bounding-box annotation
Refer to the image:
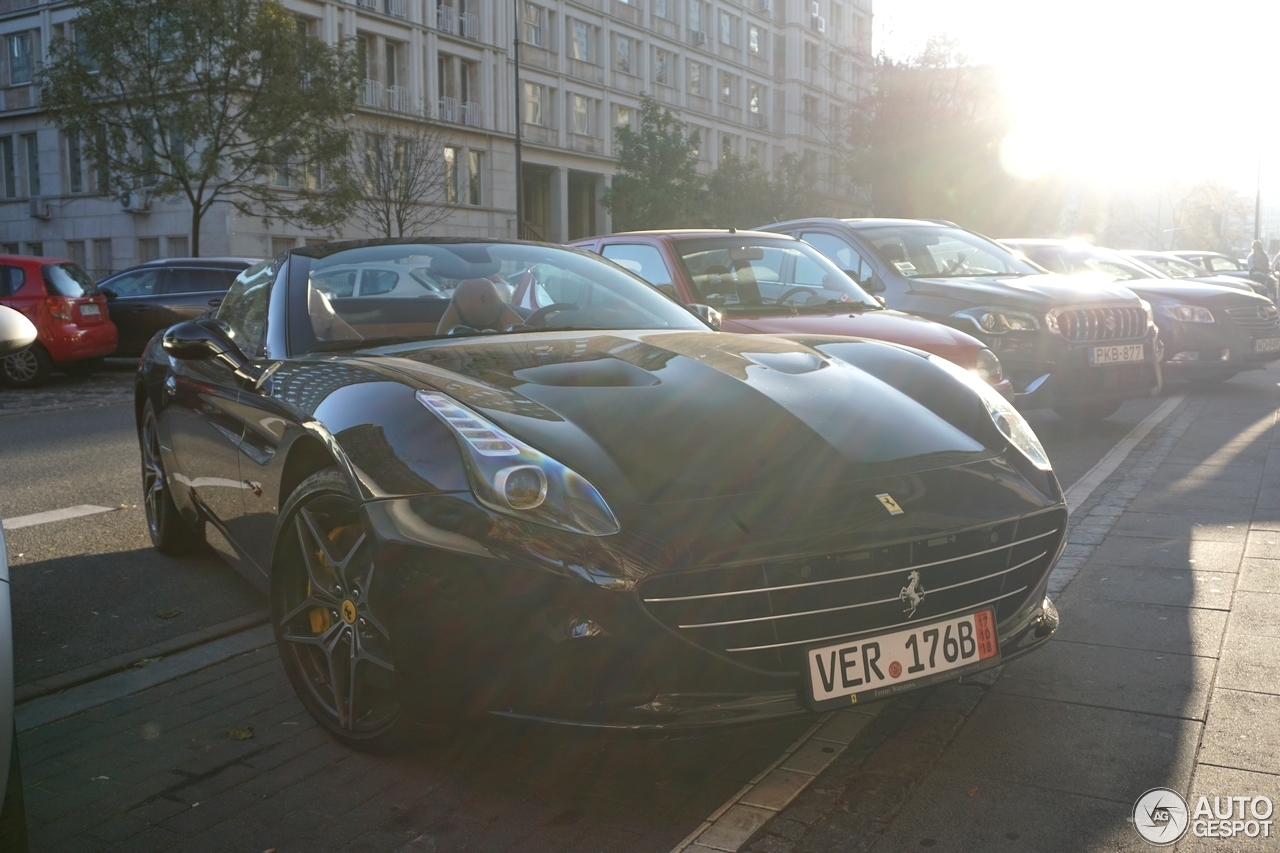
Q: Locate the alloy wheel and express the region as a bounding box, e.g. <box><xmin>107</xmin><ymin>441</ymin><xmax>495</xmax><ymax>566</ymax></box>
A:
<box><xmin>141</xmin><ymin>415</ymin><xmax>165</xmax><ymax>540</ymax></box>
<box><xmin>2</xmin><ymin>350</ymin><xmax>38</xmax><ymax>384</ymax></box>
<box><xmin>277</xmin><ymin>496</ymin><xmax>399</xmax><ymax>734</ymax></box>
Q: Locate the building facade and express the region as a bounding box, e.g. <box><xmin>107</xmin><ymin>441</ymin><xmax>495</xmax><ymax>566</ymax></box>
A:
<box><xmin>0</xmin><ymin>0</ymin><xmax>870</xmax><ymax>275</ymax></box>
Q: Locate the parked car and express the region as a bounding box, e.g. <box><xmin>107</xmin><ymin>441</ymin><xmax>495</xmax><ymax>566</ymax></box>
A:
<box><xmin>1119</xmin><ymin>251</ymin><xmax>1259</xmax><ymax>295</ymax></box>
<box><xmin>139</xmin><ymin>239</ymin><xmax>1065</xmax><ymax>750</ymax></box>
<box><xmin>569</xmin><ymin>230</ymin><xmax>1012</xmax><ymax>396</ymax></box>
<box><xmin>98</xmin><ymin>258</ymin><xmax>259</xmax><ymax>357</ymax></box>
<box><xmin>310</xmin><ymin>263</ymin><xmax>451</xmax><ymax>301</ymax></box>
<box><xmin>0</xmin><ymin>305</ymin><xmax>34</xmax><ymax>851</ymax></box>
<box><xmin>0</xmin><ymin>254</ymin><xmax>118</xmax><ymax>388</ymax></box>
<box><xmin>1169</xmin><ymin>250</ymin><xmax>1275</xmax><ymax>299</ymax></box>
<box><xmin>759</xmin><ymin>219</ymin><xmax>1162</xmax><ymax>421</ymax></box>
<box><xmin>1003</xmin><ymin>239</ymin><xmax>1280</xmax><ymax>383</ymax></box>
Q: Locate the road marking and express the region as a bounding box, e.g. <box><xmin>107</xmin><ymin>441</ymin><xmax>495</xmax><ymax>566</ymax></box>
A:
<box><xmin>1063</xmin><ymin>393</ymin><xmax>1187</xmax><ymax>514</ymax></box>
<box><xmin>1</xmin><ymin>504</ymin><xmax>116</xmax><ymax>531</ymax></box>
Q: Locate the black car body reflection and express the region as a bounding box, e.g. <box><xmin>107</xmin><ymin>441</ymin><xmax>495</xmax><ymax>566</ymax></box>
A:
<box><xmin>135</xmin><ymin>239</ymin><xmax>1066</xmax><ymax>750</ymax></box>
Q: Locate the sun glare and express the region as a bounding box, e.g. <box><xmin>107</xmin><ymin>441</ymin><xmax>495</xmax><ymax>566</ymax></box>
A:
<box><xmin>877</xmin><ymin>0</ymin><xmax>1276</xmax><ymax>192</ymax></box>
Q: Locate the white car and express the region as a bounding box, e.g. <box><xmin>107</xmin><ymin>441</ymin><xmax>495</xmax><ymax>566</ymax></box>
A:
<box><xmin>310</xmin><ymin>264</ymin><xmax>449</xmax><ymax>299</ymax></box>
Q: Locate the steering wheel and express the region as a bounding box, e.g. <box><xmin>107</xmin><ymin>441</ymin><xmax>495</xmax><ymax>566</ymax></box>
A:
<box><xmin>778</xmin><ymin>286</ymin><xmax>817</xmax><ymax>305</ymax></box>
<box><xmin>524</xmin><ymin>302</ymin><xmax>580</xmax><ymax>328</ymax></box>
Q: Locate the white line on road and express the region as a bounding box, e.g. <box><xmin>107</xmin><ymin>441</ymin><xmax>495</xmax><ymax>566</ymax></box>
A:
<box><xmin>1</xmin><ymin>504</ymin><xmax>116</xmax><ymax>531</ymax></box>
<box><xmin>1063</xmin><ymin>393</ymin><xmax>1188</xmax><ymax>514</ymax></box>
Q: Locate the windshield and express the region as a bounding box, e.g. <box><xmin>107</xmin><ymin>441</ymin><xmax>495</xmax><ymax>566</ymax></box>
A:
<box><xmin>291</xmin><ymin>242</ymin><xmax>705</xmax><ymax>354</ymax></box>
<box><xmin>42</xmin><ymin>263</ymin><xmax>99</xmax><ymax>297</ymax></box>
<box><xmin>1133</xmin><ymin>254</ymin><xmax>1202</xmax><ymax>278</ymax></box>
<box><xmin>1014</xmin><ymin>244</ymin><xmax>1162</xmax><ymax>281</ymax></box>
<box><xmin>857</xmin><ymin>225</ymin><xmax>1039</xmax><ymax>278</ymax></box>
<box><xmin>671</xmin><ymin>236</ymin><xmax>880</xmax><ymax>312</ymax></box>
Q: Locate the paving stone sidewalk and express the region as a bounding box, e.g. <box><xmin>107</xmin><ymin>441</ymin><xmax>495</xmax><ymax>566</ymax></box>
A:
<box><xmin>739</xmin><ymin>375</ymin><xmax>1280</xmax><ymax>853</ymax></box>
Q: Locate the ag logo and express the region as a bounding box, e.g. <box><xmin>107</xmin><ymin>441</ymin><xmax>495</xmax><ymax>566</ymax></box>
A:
<box><xmin>1133</xmin><ymin>787</ymin><xmax>1189</xmax><ymax>845</ymax></box>
<box><xmin>875</xmin><ymin>493</ymin><xmax>904</xmax><ymax>516</ymax></box>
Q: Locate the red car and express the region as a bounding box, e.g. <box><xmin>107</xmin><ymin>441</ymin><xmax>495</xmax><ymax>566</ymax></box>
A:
<box><xmin>0</xmin><ymin>254</ymin><xmax>118</xmax><ymax>387</ymax></box>
<box><xmin>570</xmin><ymin>230</ymin><xmax>1013</xmax><ymax>395</ymax></box>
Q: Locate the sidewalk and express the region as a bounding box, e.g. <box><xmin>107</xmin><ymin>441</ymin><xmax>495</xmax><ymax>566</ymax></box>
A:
<box><xmin>740</xmin><ymin>374</ymin><xmax>1280</xmax><ymax>853</ymax></box>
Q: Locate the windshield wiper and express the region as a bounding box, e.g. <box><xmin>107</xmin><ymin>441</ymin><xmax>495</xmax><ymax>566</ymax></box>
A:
<box><xmin>794</xmin><ymin>301</ymin><xmax>880</xmax><ymax>313</ymax></box>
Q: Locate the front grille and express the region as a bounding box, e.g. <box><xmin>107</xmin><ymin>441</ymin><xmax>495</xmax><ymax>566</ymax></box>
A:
<box><xmin>1055</xmin><ymin>307</ymin><xmax>1148</xmax><ymax>342</ymax></box>
<box><xmin>1224</xmin><ymin>303</ymin><xmax>1280</xmax><ymax>332</ymax></box>
<box><xmin>638</xmin><ymin>509</ymin><xmax>1065</xmax><ymax>674</ymax></box>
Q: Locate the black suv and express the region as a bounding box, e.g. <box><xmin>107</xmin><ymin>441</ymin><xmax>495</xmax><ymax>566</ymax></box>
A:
<box><xmin>761</xmin><ymin>218</ymin><xmax>1161</xmax><ymax>420</ymax></box>
<box><xmin>98</xmin><ymin>257</ymin><xmax>260</xmax><ymax>357</ymax></box>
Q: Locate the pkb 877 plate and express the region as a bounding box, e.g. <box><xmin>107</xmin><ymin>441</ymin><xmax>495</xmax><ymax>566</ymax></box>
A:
<box><xmin>806</xmin><ymin>609</ymin><xmax>1000</xmax><ymax>710</ymax></box>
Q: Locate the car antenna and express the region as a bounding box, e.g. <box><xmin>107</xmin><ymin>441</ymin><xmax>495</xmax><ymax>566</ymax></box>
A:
<box><xmin>728</xmin><ymin>226</ymin><xmax>736</xmax><ymax>233</ymax></box>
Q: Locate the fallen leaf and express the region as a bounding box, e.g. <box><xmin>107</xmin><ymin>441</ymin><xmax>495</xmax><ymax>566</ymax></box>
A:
<box><xmin>133</xmin><ymin>657</ymin><xmax>162</xmax><ymax>668</ymax></box>
<box><xmin>155</xmin><ymin>608</ymin><xmax>183</xmax><ymax>620</ymax></box>
<box><xmin>91</xmin><ymin>775</ymin><xmax>110</xmax><ymax>782</ymax></box>
<box><xmin>967</xmin><ymin>787</ymin><xmax>979</xmax><ymax>797</ymax></box>
<box><xmin>229</xmin><ymin>726</ymin><xmax>254</xmax><ymax>741</ymax></box>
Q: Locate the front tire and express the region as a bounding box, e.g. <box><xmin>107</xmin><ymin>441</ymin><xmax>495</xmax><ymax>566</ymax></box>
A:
<box><xmin>0</xmin><ymin>345</ymin><xmax>52</xmax><ymax>389</ymax></box>
<box><xmin>140</xmin><ymin>399</ymin><xmax>205</xmax><ymax>554</ymax></box>
<box><xmin>272</xmin><ymin>469</ymin><xmax>420</xmax><ymax>752</ymax></box>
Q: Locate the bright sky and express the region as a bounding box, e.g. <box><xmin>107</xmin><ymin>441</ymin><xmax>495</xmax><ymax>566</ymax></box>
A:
<box><xmin>873</xmin><ymin>0</ymin><xmax>1277</xmax><ymax>194</ymax></box>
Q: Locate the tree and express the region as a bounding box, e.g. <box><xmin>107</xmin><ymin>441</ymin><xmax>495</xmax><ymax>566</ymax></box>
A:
<box><xmin>704</xmin><ymin>153</ymin><xmax>818</xmax><ymax>228</ymax></box>
<box><xmin>42</xmin><ymin>0</ymin><xmax>360</xmax><ymax>256</ymax></box>
<box><xmin>345</xmin><ymin>117</ymin><xmax>455</xmax><ymax>239</ymax></box>
<box><xmin>602</xmin><ymin>97</ymin><xmax>703</xmax><ymax>230</ymax></box>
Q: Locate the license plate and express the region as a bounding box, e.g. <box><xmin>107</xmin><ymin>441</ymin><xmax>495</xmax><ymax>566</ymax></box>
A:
<box><xmin>1090</xmin><ymin>344</ymin><xmax>1144</xmax><ymax>365</ymax></box>
<box><xmin>1255</xmin><ymin>338</ymin><xmax>1280</xmax><ymax>353</ymax></box>
<box><xmin>806</xmin><ymin>609</ymin><xmax>1001</xmax><ymax>709</ymax></box>
<box><xmin>79</xmin><ymin>304</ymin><xmax>100</xmax><ymax>316</ymax></box>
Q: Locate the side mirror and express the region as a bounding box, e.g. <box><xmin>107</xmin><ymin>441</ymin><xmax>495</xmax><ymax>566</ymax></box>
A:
<box><xmin>0</xmin><ymin>306</ymin><xmax>37</xmax><ymax>358</ymax></box>
<box><xmin>162</xmin><ymin>320</ymin><xmax>263</xmax><ymax>383</ymax></box>
<box><xmin>688</xmin><ymin>303</ymin><xmax>722</xmax><ymax>331</ymax></box>
<box><xmin>860</xmin><ymin>277</ymin><xmax>886</xmax><ymax>294</ymax></box>
<box><xmin>99</xmin><ymin>287</ymin><xmax>117</xmax><ymax>300</ymax></box>
<box><xmin>874</xmin><ymin>295</ymin><xmax>887</xmax><ymax>307</ymax></box>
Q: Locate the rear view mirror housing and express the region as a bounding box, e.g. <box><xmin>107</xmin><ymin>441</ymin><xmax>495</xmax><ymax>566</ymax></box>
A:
<box><xmin>728</xmin><ymin>246</ymin><xmax>766</xmax><ymax>262</ymax></box>
<box><xmin>162</xmin><ymin>319</ymin><xmax>264</xmax><ymax>384</ymax></box>
<box><xmin>0</xmin><ymin>305</ymin><xmax>36</xmax><ymax>358</ymax></box>
<box><xmin>688</xmin><ymin>303</ymin><xmax>722</xmax><ymax>330</ymax></box>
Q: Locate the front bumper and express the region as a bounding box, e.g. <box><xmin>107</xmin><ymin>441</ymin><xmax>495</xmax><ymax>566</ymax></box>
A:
<box><xmin>1158</xmin><ymin>317</ymin><xmax>1280</xmax><ymax>379</ymax></box>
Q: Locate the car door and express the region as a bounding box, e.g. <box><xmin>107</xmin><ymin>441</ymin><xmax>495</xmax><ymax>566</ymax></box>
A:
<box><xmin>160</xmin><ymin>267</ymin><xmax>238</xmax><ymax>328</ymax></box>
<box><xmin>798</xmin><ymin>230</ymin><xmax>884</xmax><ymax>295</ymax></box>
<box><xmin>101</xmin><ymin>268</ymin><xmax>166</xmax><ymax>356</ymax></box>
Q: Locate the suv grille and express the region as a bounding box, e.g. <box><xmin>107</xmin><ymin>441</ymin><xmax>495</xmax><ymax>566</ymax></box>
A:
<box><xmin>1055</xmin><ymin>307</ymin><xmax>1147</xmax><ymax>342</ymax></box>
<box><xmin>1224</xmin><ymin>303</ymin><xmax>1280</xmax><ymax>332</ymax></box>
<box><xmin>638</xmin><ymin>510</ymin><xmax>1065</xmax><ymax>674</ymax></box>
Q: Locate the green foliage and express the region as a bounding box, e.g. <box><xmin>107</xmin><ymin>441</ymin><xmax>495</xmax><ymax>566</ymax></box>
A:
<box><xmin>704</xmin><ymin>153</ymin><xmax>816</xmax><ymax>228</ymax></box>
<box><xmin>42</xmin><ymin>0</ymin><xmax>360</xmax><ymax>254</ymax></box>
<box><xmin>602</xmin><ymin>97</ymin><xmax>703</xmax><ymax>230</ymax></box>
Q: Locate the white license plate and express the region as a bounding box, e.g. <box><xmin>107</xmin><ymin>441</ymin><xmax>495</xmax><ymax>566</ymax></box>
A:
<box><xmin>1255</xmin><ymin>338</ymin><xmax>1280</xmax><ymax>353</ymax></box>
<box><xmin>806</xmin><ymin>609</ymin><xmax>1001</xmax><ymax>708</ymax></box>
<box><xmin>1090</xmin><ymin>344</ymin><xmax>1144</xmax><ymax>365</ymax></box>
<box><xmin>79</xmin><ymin>304</ymin><xmax>100</xmax><ymax>316</ymax></box>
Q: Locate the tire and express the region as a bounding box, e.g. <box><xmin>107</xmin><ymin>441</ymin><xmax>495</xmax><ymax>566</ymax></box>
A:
<box><xmin>0</xmin><ymin>344</ymin><xmax>52</xmax><ymax>389</ymax></box>
<box><xmin>0</xmin><ymin>727</ymin><xmax>29</xmax><ymax>853</ymax></box>
<box><xmin>272</xmin><ymin>469</ymin><xmax>422</xmax><ymax>752</ymax></box>
<box><xmin>1054</xmin><ymin>399</ymin><xmax>1122</xmax><ymax>423</ymax></box>
<box><xmin>140</xmin><ymin>399</ymin><xmax>205</xmax><ymax>555</ymax></box>
<box><xmin>62</xmin><ymin>356</ymin><xmax>104</xmax><ymax>378</ymax></box>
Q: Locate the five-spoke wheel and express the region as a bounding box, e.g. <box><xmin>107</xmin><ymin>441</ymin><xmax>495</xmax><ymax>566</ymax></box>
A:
<box><xmin>140</xmin><ymin>400</ymin><xmax>203</xmax><ymax>554</ymax></box>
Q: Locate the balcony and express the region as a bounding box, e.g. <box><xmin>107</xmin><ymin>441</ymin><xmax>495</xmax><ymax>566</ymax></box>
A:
<box><xmin>460</xmin><ymin>11</ymin><xmax>479</xmax><ymax>39</ymax></box>
<box><xmin>386</xmin><ymin>85</ymin><xmax>412</xmax><ymax>113</ymax></box>
<box><xmin>387</xmin><ymin>0</ymin><xmax>407</xmax><ymax>16</ymax></box>
<box><xmin>460</xmin><ymin>100</ymin><xmax>482</xmax><ymax>126</ymax></box>
<box><xmin>361</xmin><ymin>79</ymin><xmax>384</xmax><ymax>108</ymax></box>
<box><xmin>355</xmin><ymin>0</ymin><xmax>377</xmax><ymax>9</ymax></box>
<box><xmin>438</xmin><ymin>95</ymin><xmax>458</xmax><ymax>122</ymax></box>
<box><xmin>436</xmin><ymin>4</ymin><xmax>455</xmax><ymax>32</ymax></box>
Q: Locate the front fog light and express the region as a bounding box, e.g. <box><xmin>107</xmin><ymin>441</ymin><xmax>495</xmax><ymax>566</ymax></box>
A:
<box><xmin>498</xmin><ymin>465</ymin><xmax>547</xmax><ymax>509</ymax></box>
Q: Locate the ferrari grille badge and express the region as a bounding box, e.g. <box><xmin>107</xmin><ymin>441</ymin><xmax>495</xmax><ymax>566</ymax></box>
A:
<box><xmin>341</xmin><ymin>600</ymin><xmax>358</xmax><ymax>625</ymax></box>
<box><xmin>899</xmin><ymin>570</ymin><xmax>926</xmax><ymax>617</ymax></box>
<box><xmin>876</xmin><ymin>493</ymin><xmax>904</xmax><ymax>516</ymax></box>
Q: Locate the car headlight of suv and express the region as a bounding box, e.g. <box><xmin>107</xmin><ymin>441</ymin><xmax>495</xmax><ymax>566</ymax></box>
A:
<box><xmin>927</xmin><ymin>354</ymin><xmax>1052</xmax><ymax>471</ymax></box>
<box><xmin>953</xmin><ymin>307</ymin><xmax>1040</xmax><ymax>334</ymax></box>
<box><xmin>972</xmin><ymin>348</ymin><xmax>1004</xmax><ymax>385</ymax></box>
<box><xmin>1154</xmin><ymin>301</ymin><xmax>1214</xmax><ymax>323</ymax></box>
<box><xmin>417</xmin><ymin>391</ymin><xmax>620</xmax><ymax>536</ymax></box>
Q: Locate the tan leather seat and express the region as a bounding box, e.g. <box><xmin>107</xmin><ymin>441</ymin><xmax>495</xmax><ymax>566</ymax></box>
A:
<box><xmin>435</xmin><ymin>278</ymin><xmax>525</xmax><ymax>336</ymax></box>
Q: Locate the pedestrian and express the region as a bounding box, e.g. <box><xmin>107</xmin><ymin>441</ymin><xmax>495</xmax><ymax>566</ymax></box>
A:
<box><xmin>1248</xmin><ymin>239</ymin><xmax>1270</xmax><ymax>277</ymax></box>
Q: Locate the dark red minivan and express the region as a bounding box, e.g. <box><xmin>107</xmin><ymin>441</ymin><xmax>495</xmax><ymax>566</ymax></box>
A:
<box><xmin>0</xmin><ymin>254</ymin><xmax>118</xmax><ymax>387</ymax></box>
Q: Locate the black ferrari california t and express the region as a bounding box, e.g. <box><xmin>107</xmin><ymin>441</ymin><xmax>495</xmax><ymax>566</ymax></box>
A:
<box><xmin>136</xmin><ymin>239</ymin><xmax>1066</xmax><ymax>751</ymax></box>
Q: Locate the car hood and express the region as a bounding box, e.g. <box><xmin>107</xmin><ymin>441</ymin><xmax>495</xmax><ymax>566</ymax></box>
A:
<box><xmin>370</xmin><ymin>330</ymin><xmax>1000</xmax><ymax>506</ymax></box>
<box><xmin>721</xmin><ymin>309</ymin><xmax>985</xmax><ymax>368</ymax></box>
<box><xmin>1120</xmin><ymin>280</ymin><xmax>1269</xmax><ymax>304</ymax></box>
<box><xmin>1188</xmin><ymin>275</ymin><xmax>1255</xmax><ymax>292</ymax></box>
<box><xmin>906</xmin><ymin>273</ymin><xmax>1144</xmax><ymax>309</ymax></box>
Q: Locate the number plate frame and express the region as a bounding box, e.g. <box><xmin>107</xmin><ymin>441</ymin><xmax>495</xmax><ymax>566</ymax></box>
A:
<box><xmin>1255</xmin><ymin>337</ymin><xmax>1280</xmax><ymax>353</ymax></box>
<box><xmin>79</xmin><ymin>304</ymin><xmax>101</xmax><ymax>317</ymax></box>
<box><xmin>804</xmin><ymin>609</ymin><xmax>1001</xmax><ymax>711</ymax></box>
<box><xmin>1088</xmin><ymin>344</ymin><xmax>1144</xmax><ymax>365</ymax></box>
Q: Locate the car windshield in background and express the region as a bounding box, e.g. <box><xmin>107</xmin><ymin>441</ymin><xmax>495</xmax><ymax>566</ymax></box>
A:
<box><xmin>42</xmin><ymin>263</ymin><xmax>99</xmax><ymax>297</ymax></box>
<box><xmin>671</xmin><ymin>237</ymin><xmax>881</xmax><ymax>312</ymax></box>
<box><xmin>295</xmin><ymin>243</ymin><xmax>705</xmax><ymax>354</ymax></box>
<box><xmin>858</xmin><ymin>226</ymin><xmax>1039</xmax><ymax>278</ymax></box>
<box><xmin>1018</xmin><ymin>245</ymin><xmax>1159</xmax><ymax>281</ymax></box>
<box><xmin>1134</xmin><ymin>254</ymin><xmax>1202</xmax><ymax>278</ymax></box>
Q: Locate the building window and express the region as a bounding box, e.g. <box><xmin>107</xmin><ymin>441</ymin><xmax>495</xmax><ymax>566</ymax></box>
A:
<box><xmin>654</xmin><ymin>49</ymin><xmax>671</xmax><ymax>86</ymax></box>
<box><xmin>749</xmin><ymin>82</ymin><xmax>762</xmax><ymax>113</ymax></box>
<box><xmin>66</xmin><ymin>240</ymin><xmax>86</xmax><ymax>268</ymax></box>
<box><xmin>615</xmin><ymin>36</ymin><xmax>632</xmax><ymax>74</ymax></box>
<box><xmin>8</xmin><ymin>33</ymin><xmax>32</xmax><ymax>86</ymax></box>
<box><xmin>467</xmin><ymin>150</ymin><xmax>482</xmax><ymax>205</ymax></box>
<box><xmin>720</xmin><ymin>134</ymin><xmax>734</xmax><ymax>161</ymax></box>
<box><xmin>167</xmin><ymin>235</ymin><xmax>188</xmax><ymax>257</ymax></box>
<box><xmin>1</xmin><ymin>138</ymin><xmax>15</xmax><ymax>199</ymax></box>
<box><xmin>804</xmin><ymin>41</ymin><xmax>818</xmax><ymax>70</ymax></box>
<box><xmin>138</xmin><ymin>237</ymin><xmax>161</xmax><ymax>263</ymax></box>
<box><xmin>22</xmin><ymin>134</ymin><xmax>38</xmax><ymax>197</ymax></box>
<box><xmin>571</xmin><ymin>93</ymin><xmax>591</xmax><ymax>134</ymax></box>
<box><xmin>24</xmin><ymin>242</ymin><xmax>42</xmax><ymax>257</ymax></box>
<box><xmin>748</xmin><ymin>139</ymin><xmax>762</xmax><ymax>162</ymax></box>
<box><xmin>719</xmin><ymin>71</ymin><xmax>735</xmax><ymax>104</ymax></box>
<box><xmin>271</xmin><ymin>237</ymin><xmax>296</xmax><ymax>256</ymax></box>
<box><xmin>93</xmin><ymin>239</ymin><xmax>114</xmax><ymax>276</ymax></box>
<box><xmin>689</xmin><ymin>61</ymin><xmax>704</xmax><ymax>96</ymax></box>
<box><xmin>689</xmin><ymin>0</ymin><xmax>703</xmax><ymax>34</ymax></box>
<box><xmin>523</xmin><ymin>3</ymin><xmax>544</xmax><ymax>47</ymax></box>
<box><xmin>523</xmin><ymin>82</ymin><xmax>545</xmax><ymax>124</ymax></box>
<box><xmin>749</xmin><ymin>25</ymin><xmax>762</xmax><ymax>54</ymax></box>
<box><xmin>654</xmin><ymin>0</ymin><xmax>668</xmax><ymax>20</ymax></box>
<box><xmin>616</xmin><ymin>106</ymin><xmax>632</xmax><ymax>128</ymax></box>
<box><xmin>719</xmin><ymin>11</ymin><xmax>736</xmax><ymax>46</ymax></box>
<box><xmin>443</xmin><ymin>146</ymin><xmax>458</xmax><ymax>203</ymax></box>
<box><xmin>570</xmin><ymin>21</ymin><xmax>590</xmax><ymax>61</ymax></box>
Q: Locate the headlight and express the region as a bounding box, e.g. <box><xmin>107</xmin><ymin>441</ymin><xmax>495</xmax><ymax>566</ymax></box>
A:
<box><xmin>953</xmin><ymin>307</ymin><xmax>1040</xmax><ymax>334</ymax></box>
<box><xmin>417</xmin><ymin>391</ymin><xmax>620</xmax><ymax>536</ymax></box>
<box><xmin>972</xmin><ymin>348</ymin><xmax>1003</xmax><ymax>385</ymax></box>
<box><xmin>927</xmin><ymin>355</ymin><xmax>1052</xmax><ymax>471</ymax></box>
<box><xmin>1154</xmin><ymin>302</ymin><xmax>1214</xmax><ymax>323</ymax></box>
<box><xmin>1139</xmin><ymin>298</ymin><xmax>1155</xmax><ymax>328</ymax></box>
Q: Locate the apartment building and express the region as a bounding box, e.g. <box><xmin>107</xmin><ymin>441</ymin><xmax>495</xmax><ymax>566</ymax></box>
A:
<box><xmin>0</xmin><ymin>0</ymin><xmax>870</xmax><ymax>274</ymax></box>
